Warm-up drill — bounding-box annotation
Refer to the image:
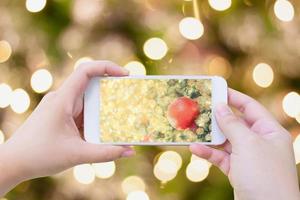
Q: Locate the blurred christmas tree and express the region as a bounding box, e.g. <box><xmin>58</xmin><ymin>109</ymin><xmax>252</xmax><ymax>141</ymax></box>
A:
<box><xmin>0</xmin><ymin>0</ymin><xmax>299</xmax><ymax>199</ymax></box>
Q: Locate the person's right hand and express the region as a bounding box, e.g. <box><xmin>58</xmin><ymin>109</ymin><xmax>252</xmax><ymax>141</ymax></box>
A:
<box><xmin>190</xmin><ymin>89</ymin><xmax>300</xmax><ymax>200</ymax></box>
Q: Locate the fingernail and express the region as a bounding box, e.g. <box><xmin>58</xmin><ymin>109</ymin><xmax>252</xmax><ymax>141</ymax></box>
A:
<box><xmin>216</xmin><ymin>103</ymin><xmax>232</xmax><ymax>117</ymax></box>
<box><xmin>121</xmin><ymin>149</ymin><xmax>135</xmax><ymax>157</ymax></box>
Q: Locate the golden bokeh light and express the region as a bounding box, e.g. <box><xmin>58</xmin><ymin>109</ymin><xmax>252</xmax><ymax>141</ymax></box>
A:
<box><xmin>158</xmin><ymin>151</ymin><xmax>182</xmax><ymax>170</ymax></box>
<box><xmin>31</xmin><ymin>69</ymin><xmax>53</xmax><ymax>93</ymax></box>
<box><xmin>121</xmin><ymin>176</ymin><xmax>146</xmax><ymax>195</ymax></box>
<box><xmin>92</xmin><ymin>161</ymin><xmax>116</xmax><ymax>179</ymax></box>
<box><xmin>252</xmin><ymin>63</ymin><xmax>274</xmax><ymax>88</ymax></box>
<box><xmin>274</xmin><ymin>0</ymin><xmax>294</xmax><ymax>22</ymax></box>
<box><xmin>282</xmin><ymin>92</ymin><xmax>300</xmax><ymax>118</ymax></box>
<box><xmin>26</xmin><ymin>0</ymin><xmax>47</xmax><ymax>13</ymax></box>
<box><xmin>143</xmin><ymin>37</ymin><xmax>168</xmax><ymax>60</ymax></box>
<box><xmin>126</xmin><ymin>191</ymin><xmax>149</xmax><ymax>200</ymax></box>
<box><xmin>179</xmin><ymin>17</ymin><xmax>204</xmax><ymax>40</ymax></box>
<box><xmin>10</xmin><ymin>89</ymin><xmax>30</xmax><ymax>114</ymax></box>
<box><xmin>0</xmin><ymin>83</ymin><xmax>12</xmax><ymax>108</ymax></box>
<box><xmin>207</xmin><ymin>56</ymin><xmax>232</xmax><ymax>79</ymax></box>
<box><xmin>293</xmin><ymin>134</ymin><xmax>300</xmax><ymax>164</ymax></box>
<box><xmin>0</xmin><ymin>130</ymin><xmax>5</xmax><ymax>144</ymax></box>
<box><xmin>73</xmin><ymin>164</ymin><xmax>95</xmax><ymax>184</ymax></box>
<box><xmin>74</xmin><ymin>57</ymin><xmax>93</xmax><ymax>69</ymax></box>
<box><xmin>0</xmin><ymin>40</ymin><xmax>12</xmax><ymax>63</ymax></box>
<box><xmin>124</xmin><ymin>61</ymin><xmax>146</xmax><ymax>75</ymax></box>
<box><xmin>208</xmin><ymin>0</ymin><xmax>231</xmax><ymax>11</ymax></box>
<box><xmin>186</xmin><ymin>159</ymin><xmax>210</xmax><ymax>182</ymax></box>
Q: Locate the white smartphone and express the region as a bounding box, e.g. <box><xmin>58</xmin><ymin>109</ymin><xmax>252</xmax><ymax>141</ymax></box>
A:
<box><xmin>84</xmin><ymin>75</ymin><xmax>227</xmax><ymax>145</ymax></box>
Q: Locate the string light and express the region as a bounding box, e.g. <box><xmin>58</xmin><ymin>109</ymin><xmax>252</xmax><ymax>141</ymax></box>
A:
<box><xmin>252</xmin><ymin>63</ymin><xmax>274</xmax><ymax>88</ymax></box>
<box><xmin>74</xmin><ymin>57</ymin><xmax>93</xmax><ymax>69</ymax></box>
<box><xmin>179</xmin><ymin>17</ymin><xmax>204</xmax><ymax>40</ymax></box>
<box><xmin>186</xmin><ymin>159</ymin><xmax>210</xmax><ymax>182</ymax></box>
<box><xmin>73</xmin><ymin>164</ymin><xmax>95</xmax><ymax>184</ymax></box>
<box><xmin>143</xmin><ymin>37</ymin><xmax>168</xmax><ymax>60</ymax></box>
<box><xmin>274</xmin><ymin>0</ymin><xmax>294</xmax><ymax>22</ymax></box>
<box><xmin>92</xmin><ymin>161</ymin><xmax>116</xmax><ymax>179</ymax></box>
<box><xmin>0</xmin><ymin>40</ymin><xmax>12</xmax><ymax>63</ymax></box>
<box><xmin>124</xmin><ymin>61</ymin><xmax>146</xmax><ymax>75</ymax></box>
<box><xmin>282</xmin><ymin>92</ymin><xmax>300</xmax><ymax>118</ymax></box>
<box><xmin>208</xmin><ymin>0</ymin><xmax>231</xmax><ymax>11</ymax></box>
<box><xmin>294</xmin><ymin>134</ymin><xmax>300</xmax><ymax>164</ymax></box>
<box><xmin>0</xmin><ymin>130</ymin><xmax>5</xmax><ymax>144</ymax></box>
<box><xmin>10</xmin><ymin>89</ymin><xmax>30</xmax><ymax>114</ymax></box>
<box><xmin>26</xmin><ymin>0</ymin><xmax>47</xmax><ymax>13</ymax></box>
<box><xmin>0</xmin><ymin>83</ymin><xmax>12</xmax><ymax>108</ymax></box>
<box><xmin>31</xmin><ymin>69</ymin><xmax>53</xmax><ymax>93</ymax></box>
<box><xmin>122</xmin><ymin>176</ymin><xmax>146</xmax><ymax>194</ymax></box>
<box><xmin>126</xmin><ymin>191</ymin><xmax>149</xmax><ymax>200</ymax></box>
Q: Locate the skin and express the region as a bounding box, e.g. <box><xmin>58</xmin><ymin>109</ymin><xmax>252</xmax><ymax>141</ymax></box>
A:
<box><xmin>190</xmin><ymin>89</ymin><xmax>300</xmax><ymax>200</ymax></box>
<box><xmin>0</xmin><ymin>61</ymin><xmax>135</xmax><ymax>196</ymax></box>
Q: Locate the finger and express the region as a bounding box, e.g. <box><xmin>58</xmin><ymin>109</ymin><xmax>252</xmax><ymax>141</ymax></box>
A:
<box><xmin>189</xmin><ymin>144</ymin><xmax>230</xmax><ymax>175</ymax></box>
<box><xmin>228</xmin><ymin>88</ymin><xmax>274</xmax><ymax>125</ymax></box>
<box><xmin>59</xmin><ymin>60</ymin><xmax>129</xmax><ymax>102</ymax></box>
<box><xmin>78</xmin><ymin>143</ymin><xmax>135</xmax><ymax>164</ymax></box>
<box><xmin>215</xmin><ymin>102</ymin><xmax>252</xmax><ymax>144</ymax></box>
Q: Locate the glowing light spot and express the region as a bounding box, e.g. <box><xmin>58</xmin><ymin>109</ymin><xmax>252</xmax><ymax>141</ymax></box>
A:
<box><xmin>92</xmin><ymin>161</ymin><xmax>115</xmax><ymax>179</ymax></box>
<box><xmin>10</xmin><ymin>89</ymin><xmax>30</xmax><ymax>114</ymax></box>
<box><xmin>191</xmin><ymin>154</ymin><xmax>212</xmax><ymax>168</ymax></box>
<box><xmin>294</xmin><ymin>134</ymin><xmax>300</xmax><ymax>164</ymax></box>
<box><xmin>0</xmin><ymin>40</ymin><xmax>12</xmax><ymax>63</ymax></box>
<box><xmin>74</xmin><ymin>57</ymin><xmax>93</xmax><ymax>69</ymax></box>
<box><xmin>126</xmin><ymin>191</ymin><xmax>149</xmax><ymax>200</ymax></box>
<box><xmin>124</xmin><ymin>61</ymin><xmax>146</xmax><ymax>75</ymax></box>
<box><xmin>252</xmin><ymin>63</ymin><xmax>274</xmax><ymax>88</ymax></box>
<box><xmin>208</xmin><ymin>0</ymin><xmax>231</xmax><ymax>11</ymax></box>
<box><xmin>0</xmin><ymin>83</ymin><xmax>12</xmax><ymax>108</ymax></box>
<box><xmin>122</xmin><ymin>176</ymin><xmax>146</xmax><ymax>194</ymax></box>
<box><xmin>30</xmin><ymin>69</ymin><xmax>53</xmax><ymax>93</ymax></box>
<box><xmin>0</xmin><ymin>130</ymin><xmax>5</xmax><ymax>144</ymax></box>
<box><xmin>282</xmin><ymin>92</ymin><xmax>300</xmax><ymax>118</ymax></box>
<box><xmin>26</xmin><ymin>0</ymin><xmax>47</xmax><ymax>13</ymax></box>
<box><xmin>143</xmin><ymin>38</ymin><xmax>168</xmax><ymax>60</ymax></box>
<box><xmin>274</xmin><ymin>0</ymin><xmax>294</xmax><ymax>22</ymax></box>
<box><xmin>186</xmin><ymin>160</ymin><xmax>210</xmax><ymax>182</ymax></box>
<box><xmin>179</xmin><ymin>17</ymin><xmax>204</xmax><ymax>40</ymax></box>
<box><xmin>73</xmin><ymin>164</ymin><xmax>95</xmax><ymax>184</ymax></box>
<box><xmin>153</xmin><ymin>159</ymin><xmax>178</xmax><ymax>182</ymax></box>
<box><xmin>208</xmin><ymin>56</ymin><xmax>232</xmax><ymax>79</ymax></box>
<box><xmin>158</xmin><ymin>151</ymin><xmax>182</xmax><ymax>170</ymax></box>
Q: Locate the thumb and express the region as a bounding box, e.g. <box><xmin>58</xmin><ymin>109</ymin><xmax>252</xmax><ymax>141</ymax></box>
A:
<box><xmin>215</xmin><ymin>103</ymin><xmax>252</xmax><ymax>145</ymax></box>
<box><xmin>77</xmin><ymin>143</ymin><xmax>135</xmax><ymax>164</ymax></box>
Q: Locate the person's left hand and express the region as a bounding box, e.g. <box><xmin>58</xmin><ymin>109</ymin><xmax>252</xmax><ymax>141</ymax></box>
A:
<box><xmin>0</xmin><ymin>61</ymin><xmax>135</xmax><ymax>196</ymax></box>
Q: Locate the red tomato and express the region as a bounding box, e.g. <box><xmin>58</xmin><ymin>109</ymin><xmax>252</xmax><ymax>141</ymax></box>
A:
<box><xmin>167</xmin><ymin>97</ymin><xmax>200</xmax><ymax>130</ymax></box>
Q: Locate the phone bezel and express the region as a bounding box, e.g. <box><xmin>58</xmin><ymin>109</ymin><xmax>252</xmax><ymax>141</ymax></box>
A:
<box><xmin>84</xmin><ymin>75</ymin><xmax>227</xmax><ymax>146</ymax></box>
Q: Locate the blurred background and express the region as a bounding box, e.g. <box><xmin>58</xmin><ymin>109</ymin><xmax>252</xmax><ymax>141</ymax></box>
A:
<box><xmin>0</xmin><ymin>0</ymin><xmax>300</xmax><ymax>199</ymax></box>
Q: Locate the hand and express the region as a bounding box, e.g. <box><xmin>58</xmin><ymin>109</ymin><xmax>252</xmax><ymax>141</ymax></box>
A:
<box><xmin>190</xmin><ymin>89</ymin><xmax>300</xmax><ymax>200</ymax></box>
<box><xmin>0</xmin><ymin>61</ymin><xmax>135</xmax><ymax>196</ymax></box>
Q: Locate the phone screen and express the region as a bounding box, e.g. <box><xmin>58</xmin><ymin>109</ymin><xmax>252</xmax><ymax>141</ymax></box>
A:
<box><xmin>99</xmin><ymin>79</ymin><xmax>212</xmax><ymax>143</ymax></box>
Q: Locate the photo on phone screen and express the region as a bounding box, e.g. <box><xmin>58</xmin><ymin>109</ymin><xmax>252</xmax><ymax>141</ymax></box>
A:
<box><xmin>99</xmin><ymin>79</ymin><xmax>212</xmax><ymax>143</ymax></box>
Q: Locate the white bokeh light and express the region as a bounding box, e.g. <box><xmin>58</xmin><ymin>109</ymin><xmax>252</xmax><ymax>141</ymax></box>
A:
<box><xmin>122</xmin><ymin>176</ymin><xmax>146</xmax><ymax>194</ymax></box>
<box><xmin>158</xmin><ymin>151</ymin><xmax>182</xmax><ymax>170</ymax></box>
<box><xmin>0</xmin><ymin>130</ymin><xmax>5</xmax><ymax>144</ymax></box>
<box><xmin>179</xmin><ymin>17</ymin><xmax>204</xmax><ymax>40</ymax></box>
<box><xmin>124</xmin><ymin>61</ymin><xmax>146</xmax><ymax>75</ymax></box>
<box><xmin>186</xmin><ymin>159</ymin><xmax>210</xmax><ymax>182</ymax></box>
<box><xmin>0</xmin><ymin>40</ymin><xmax>12</xmax><ymax>63</ymax></box>
<box><xmin>143</xmin><ymin>38</ymin><xmax>168</xmax><ymax>60</ymax></box>
<box><xmin>26</xmin><ymin>0</ymin><xmax>47</xmax><ymax>13</ymax></box>
<box><xmin>252</xmin><ymin>63</ymin><xmax>274</xmax><ymax>88</ymax></box>
<box><xmin>274</xmin><ymin>0</ymin><xmax>294</xmax><ymax>22</ymax></box>
<box><xmin>31</xmin><ymin>69</ymin><xmax>53</xmax><ymax>93</ymax></box>
<box><xmin>126</xmin><ymin>191</ymin><xmax>149</xmax><ymax>200</ymax></box>
<box><xmin>208</xmin><ymin>0</ymin><xmax>231</xmax><ymax>11</ymax></box>
<box><xmin>10</xmin><ymin>89</ymin><xmax>30</xmax><ymax>114</ymax></box>
<box><xmin>92</xmin><ymin>161</ymin><xmax>116</xmax><ymax>179</ymax></box>
<box><xmin>0</xmin><ymin>83</ymin><xmax>12</xmax><ymax>108</ymax></box>
<box><xmin>153</xmin><ymin>158</ymin><xmax>178</xmax><ymax>182</ymax></box>
<box><xmin>282</xmin><ymin>92</ymin><xmax>300</xmax><ymax>118</ymax></box>
<box><xmin>73</xmin><ymin>164</ymin><xmax>95</xmax><ymax>184</ymax></box>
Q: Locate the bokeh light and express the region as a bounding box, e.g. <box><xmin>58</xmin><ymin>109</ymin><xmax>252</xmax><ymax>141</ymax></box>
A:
<box><xmin>92</xmin><ymin>161</ymin><xmax>116</xmax><ymax>179</ymax></box>
<box><xmin>10</xmin><ymin>89</ymin><xmax>30</xmax><ymax>114</ymax></box>
<box><xmin>0</xmin><ymin>40</ymin><xmax>12</xmax><ymax>63</ymax></box>
<box><xmin>26</xmin><ymin>0</ymin><xmax>47</xmax><ymax>13</ymax></box>
<box><xmin>124</xmin><ymin>61</ymin><xmax>146</xmax><ymax>75</ymax></box>
<box><xmin>294</xmin><ymin>134</ymin><xmax>300</xmax><ymax>164</ymax></box>
<box><xmin>191</xmin><ymin>154</ymin><xmax>212</xmax><ymax>168</ymax></box>
<box><xmin>282</xmin><ymin>92</ymin><xmax>300</xmax><ymax>118</ymax></box>
<box><xmin>274</xmin><ymin>0</ymin><xmax>294</xmax><ymax>22</ymax></box>
<box><xmin>207</xmin><ymin>56</ymin><xmax>232</xmax><ymax>79</ymax></box>
<box><xmin>30</xmin><ymin>69</ymin><xmax>53</xmax><ymax>93</ymax></box>
<box><xmin>73</xmin><ymin>164</ymin><xmax>95</xmax><ymax>184</ymax></box>
<box><xmin>208</xmin><ymin>0</ymin><xmax>232</xmax><ymax>11</ymax></box>
<box><xmin>0</xmin><ymin>83</ymin><xmax>12</xmax><ymax>108</ymax></box>
<box><xmin>252</xmin><ymin>63</ymin><xmax>274</xmax><ymax>88</ymax></box>
<box><xmin>186</xmin><ymin>159</ymin><xmax>210</xmax><ymax>182</ymax></box>
<box><xmin>158</xmin><ymin>151</ymin><xmax>182</xmax><ymax>169</ymax></box>
<box><xmin>122</xmin><ymin>176</ymin><xmax>146</xmax><ymax>194</ymax></box>
<box><xmin>153</xmin><ymin>159</ymin><xmax>178</xmax><ymax>182</ymax></box>
<box><xmin>0</xmin><ymin>130</ymin><xmax>5</xmax><ymax>144</ymax></box>
<box><xmin>179</xmin><ymin>17</ymin><xmax>204</xmax><ymax>40</ymax></box>
<box><xmin>126</xmin><ymin>191</ymin><xmax>149</xmax><ymax>200</ymax></box>
<box><xmin>74</xmin><ymin>57</ymin><xmax>93</xmax><ymax>69</ymax></box>
<box><xmin>143</xmin><ymin>38</ymin><xmax>168</xmax><ymax>60</ymax></box>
